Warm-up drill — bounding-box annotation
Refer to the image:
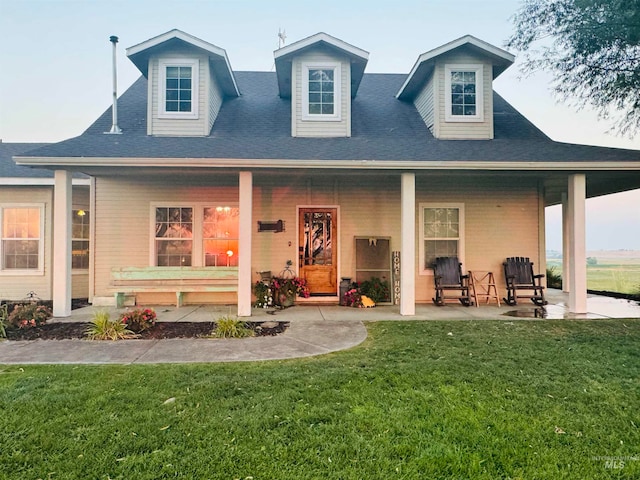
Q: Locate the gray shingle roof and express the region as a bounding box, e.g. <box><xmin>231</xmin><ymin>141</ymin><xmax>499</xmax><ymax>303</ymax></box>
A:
<box><xmin>16</xmin><ymin>72</ymin><xmax>640</xmax><ymax>163</ymax></box>
<box><xmin>1</xmin><ymin>143</ymin><xmax>89</xmax><ymax>179</ymax></box>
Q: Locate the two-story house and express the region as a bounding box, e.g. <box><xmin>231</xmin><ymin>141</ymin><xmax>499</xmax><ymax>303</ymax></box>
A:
<box><xmin>14</xmin><ymin>30</ymin><xmax>640</xmax><ymax>317</ymax></box>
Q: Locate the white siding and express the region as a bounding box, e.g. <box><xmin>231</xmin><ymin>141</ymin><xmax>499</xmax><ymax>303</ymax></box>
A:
<box><xmin>0</xmin><ymin>187</ymin><xmax>52</xmax><ymax>300</ymax></box>
<box><xmin>414</xmin><ymin>74</ymin><xmax>435</xmax><ymax>135</ymax></box>
<box><xmin>292</xmin><ymin>52</ymin><xmax>351</xmax><ymax>138</ymax></box>
<box><xmin>208</xmin><ymin>67</ymin><xmax>223</xmax><ymax>133</ymax></box>
<box><xmin>148</xmin><ymin>51</ymin><xmax>210</xmax><ymax>136</ymax></box>
<box><xmin>433</xmin><ymin>51</ymin><xmax>494</xmax><ymax>139</ymax></box>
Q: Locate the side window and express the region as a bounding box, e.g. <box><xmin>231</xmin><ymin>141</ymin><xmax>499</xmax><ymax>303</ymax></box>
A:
<box><xmin>420</xmin><ymin>204</ymin><xmax>464</xmax><ymax>274</ymax></box>
<box><xmin>155</xmin><ymin>207</ymin><xmax>193</xmax><ymax>266</ymax></box>
<box><xmin>158</xmin><ymin>59</ymin><xmax>199</xmax><ymax>119</ymax></box>
<box><xmin>1</xmin><ymin>206</ymin><xmax>43</xmax><ymax>271</ymax></box>
<box><xmin>72</xmin><ymin>209</ymin><xmax>90</xmax><ymax>270</ymax></box>
<box><xmin>444</xmin><ymin>65</ymin><xmax>483</xmax><ymax>122</ymax></box>
<box><xmin>302</xmin><ymin>62</ymin><xmax>341</xmax><ymax>121</ymax></box>
<box><xmin>203</xmin><ymin>206</ymin><xmax>239</xmax><ymax>267</ymax></box>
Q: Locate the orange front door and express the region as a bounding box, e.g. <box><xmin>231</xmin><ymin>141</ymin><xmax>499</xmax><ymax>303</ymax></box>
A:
<box><xmin>299</xmin><ymin>208</ymin><xmax>337</xmax><ymax>295</ymax></box>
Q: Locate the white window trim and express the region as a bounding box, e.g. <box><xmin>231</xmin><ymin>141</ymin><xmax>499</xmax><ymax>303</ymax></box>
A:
<box><xmin>419</xmin><ymin>203</ymin><xmax>465</xmax><ymax>276</ymax></box>
<box><xmin>158</xmin><ymin>58</ymin><xmax>199</xmax><ymax>120</ymax></box>
<box><xmin>444</xmin><ymin>64</ymin><xmax>484</xmax><ymax>123</ymax></box>
<box><xmin>301</xmin><ymin>61</ymin><xmax>342</xmax><ymax>122</ymax></box>
<box><xmin>0</xmin><ymin>203</ymin><xmax>45</xmax><ymax>276</ymax></box>
<box><xmin>149</xmin><ymin>203</ymin><xmax>239</xmax><ymax>267</ymax></box>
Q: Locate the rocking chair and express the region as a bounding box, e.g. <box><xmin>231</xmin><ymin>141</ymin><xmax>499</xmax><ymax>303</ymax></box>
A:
<box><xmin>503</xmin><ymin>257</ymin><xmax>547</xmax><ymax>306</ymax></box>
<box><xmin>432</xmin><ymin>257</ymin><xmax>473</xmax><ymax>306</ymax></box>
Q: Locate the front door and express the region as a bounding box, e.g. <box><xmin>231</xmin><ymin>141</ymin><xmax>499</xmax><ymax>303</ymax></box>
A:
<box><xmin>299</xmin><ymin>208</ymin><xmax>337</xmax><ymax>295</ymax></box>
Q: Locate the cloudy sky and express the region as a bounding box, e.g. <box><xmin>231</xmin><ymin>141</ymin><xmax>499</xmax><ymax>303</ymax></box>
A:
<box><xmin>0</xmin><ymin>0</ymin><xmax>638</xmax><ymax>250</ymax></box>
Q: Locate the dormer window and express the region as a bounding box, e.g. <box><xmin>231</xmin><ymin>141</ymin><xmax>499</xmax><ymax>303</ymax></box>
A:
<box><xmin>158</xmin><ymin>59</ymin><xmax>199</xmax><ymax>119</ymax></box>
<box><xmin>444</xmin><ymin>64</ymin><xmax>483</xmax><ymax>122</ymax></box>
<box><xmin>302</xmin><ymin>62</ymin><xmax>342</xmax><ymax>121</ymax></box>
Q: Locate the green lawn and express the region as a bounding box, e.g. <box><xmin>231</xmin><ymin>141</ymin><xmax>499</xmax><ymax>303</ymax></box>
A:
<box><xmin>547</xmin><ymin>258</ymin><xmax>640</xmax><ymax>294</ymax></box>
<box><xmin>1</xmin><ymin>320</ymin><xmax>639</xmax><ymax>479</ymax></box>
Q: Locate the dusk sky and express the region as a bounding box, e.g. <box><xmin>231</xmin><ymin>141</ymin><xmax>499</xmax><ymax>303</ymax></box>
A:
<box><xmin>1</xmin><ymin>0</ymin><xmax>638</xmax><ymax>251</ymax></box>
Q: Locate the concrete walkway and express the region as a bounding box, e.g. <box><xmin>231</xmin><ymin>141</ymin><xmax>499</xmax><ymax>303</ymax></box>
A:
<box><xmin>1</xmin><ymin>289</ymin><xmax>638</xmax><ymax>365</ymax></box>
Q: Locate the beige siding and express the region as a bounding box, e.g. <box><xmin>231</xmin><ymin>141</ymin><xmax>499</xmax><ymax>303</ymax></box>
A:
<box><xmin>93</xmin><ymin>176</ymin><xmax>239</xmax><ymax>302</ymax></box>
<box><xmin>434</xmin><ymin>51</ymin><xmax>494</xmax><ymax>140</ymax></box>
<box><xmin>292</xmin><ymin>51</ymin><xmax>351</xmax><ymax>138</ymax></box>
<box><xmin>414</xmin><ymin>74</ymin><xmax>435</xmax><ymax>134</ymax></box>
<box><xmin>251</xmin><ymin>176</ymin><xmax>401</xmax><ymax>283</ymax></box>
<box><xmin>148</xmin><ymin>50</ymin><xmax>209</xmax><ymax>136</ymax></box>
<box><xmin>0</xmin><ymin>187</ymin><xmax>52</xmax><ymax>300</ymax></box>
<box><xmin>415</xmin><ymin>176</ymin><xmax>541</xmax><ymax>302</ymax></box>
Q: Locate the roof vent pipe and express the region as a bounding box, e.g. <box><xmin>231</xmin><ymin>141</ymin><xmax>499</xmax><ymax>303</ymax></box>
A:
<box><xmin>105</xmin><ymin>35</ymin><xmax>122</xmax><ymax>134</ymax></box>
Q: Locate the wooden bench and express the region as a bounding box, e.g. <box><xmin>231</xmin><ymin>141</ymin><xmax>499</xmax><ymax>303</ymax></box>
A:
<box><xmin>110</xmin><ymin>266</ymin><xmax>238</xmax><ymax>307</ymax></box>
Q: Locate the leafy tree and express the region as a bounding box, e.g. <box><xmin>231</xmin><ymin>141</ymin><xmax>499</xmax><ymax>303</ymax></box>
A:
<box><xmin>506</xmin><ymin>0</ymin><xmax>640</xmax><ymax>137</ymax></box>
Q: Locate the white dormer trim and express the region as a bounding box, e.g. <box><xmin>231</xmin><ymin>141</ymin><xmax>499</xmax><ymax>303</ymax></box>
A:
<box><xmin>275</xmin><ymin>32</ymin><xmax>369</xmax><ymax>62</ymax></box>
<box><xmin>396</xmin><ymin>34</ymin><xmax>514</xmax><ymax>101</ymax></box>
<box><xmin>444</xmin><ymin>64</ymin><xmax>484</xmax><ymax>123</ymax></box>
<box><xmin>158</xmin><ymin>58</ymin><xmax>200</xmax><ymax>120</ymax></box>
<box><xmin>126</xmin><ymin>29</ymin><xmax>239</xmax><ymax>98</ymax></box>
<box><xmin>301</xmin><ymin>62</ymin><xmax>342</xmax><ymax>122</ymax></box>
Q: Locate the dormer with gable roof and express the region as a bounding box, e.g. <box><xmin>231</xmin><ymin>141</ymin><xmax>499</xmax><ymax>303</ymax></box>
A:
<box><xmin>274</xmin><ymin>33</ymin><xmax>369</xmax><ymax>138</ymax></box>
<box><xmin>126</xmin><ymin>29</ymin><xmax>239</xmax><ymax>137</ymax></box>
<box><xmin>397</xmin><ymin>35</ymin><xmax>514</xmax><ymax>140</ymax></box>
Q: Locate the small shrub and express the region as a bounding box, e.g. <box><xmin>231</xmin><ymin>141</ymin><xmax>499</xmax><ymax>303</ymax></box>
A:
<box><xmin>86</xmin><ymin>311</ymin><xmax>137</xmax><ymax>340</ymax></box>
<box><xmin>7</xmin><ymin>303</ymin><xmax>52</xmax><ymax>329</ymax></box>
<box><xmin>212</xmin><ymin>316</ymin><xmax>254</xmax><ymax>338</ymax></box>
<box><xmin>360</xmin><ymin>277</ymin><xmax>391</xmax><ymax>304</ymax></box>
<box><xmin>119</xmin><ymin>307</ymin><xmax>156</xmax><ymax>333</ymax></box>
<box><xmin>546</xmin><ymin>267</ymin><xmax>562</xmax><ymax>289</ymax></box>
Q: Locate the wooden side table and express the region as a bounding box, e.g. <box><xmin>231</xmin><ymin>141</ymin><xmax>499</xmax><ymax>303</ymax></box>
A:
<box><xmin>469</xmin><ymin>271</ymin><xmax>501</xmax><ymax>307</ymax></box>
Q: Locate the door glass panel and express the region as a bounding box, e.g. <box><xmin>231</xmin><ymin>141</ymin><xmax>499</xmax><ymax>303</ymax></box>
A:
<box><xmin>303</xmin><ymin>212</ymin><xmax>332</xmax><ymax>266</ymax></box>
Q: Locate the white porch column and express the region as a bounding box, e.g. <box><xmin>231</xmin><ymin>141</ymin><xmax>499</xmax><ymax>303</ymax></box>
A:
<box><xmin>237</xmin><ymin>171</ymin><xmax>253</xmax><ymax>317</ymax></box>
<box><xmin>561</xmin><ymin>192</ymin><xmax>571</xmax><ymax>293</ymax></box>
<box><xmin>53</xmin><ymin>170</ymin><xmax>72</xmax><ymax>317</ymax></box>
<box><xmin>567</xmin><ymin>174</ymin><xmax>587</xmax><ymax>313</ymax></box>
<box><xmin>400</xmin><ymin>173</ymin><xmax>415</xmax><ymax>316</ymax></box>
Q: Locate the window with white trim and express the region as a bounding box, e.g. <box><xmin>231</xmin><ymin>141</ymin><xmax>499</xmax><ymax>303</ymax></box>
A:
<box><xmin>1</xmin><ymin>205</ymin><xmax>44</xmax><ymax>272</ymax></box>
<box><xmin>444</xmin><ymin>65</ymin><xmax>483</xmax><ymax>122</ymax></box>
<box><xmin>420</xmin><ymin>204</ymin><xmax>465</xmax><ymax>274</ymax></box>
<box><xmin>302</xmin><ymin>62</ymin><xmax>341</xmax><ymax>121</ymax></box>
<box><xmin>158</xmin><ymin>59</ymin><xmax>199</xmax><ymax>119</ymax></box>
<box><xmin>153</xmin><ymin>205</ymin><xmax>239</xmax><ymax>267</ymax></box>
<box><xmin>72</xmin><ymin>209</ymin><xmax>90</xmax><ymax>270</ymax></box>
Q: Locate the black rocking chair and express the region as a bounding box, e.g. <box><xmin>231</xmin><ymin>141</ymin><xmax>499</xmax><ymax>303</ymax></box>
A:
<box><xmin>503</xmin><ymin>257</ymin><xmax>547</xmax><ymax>306</ymax></box>
<box><xmin>432</xmin><ymin>257</ymin><xmax>473</xmax><ymax>306</ymax></box>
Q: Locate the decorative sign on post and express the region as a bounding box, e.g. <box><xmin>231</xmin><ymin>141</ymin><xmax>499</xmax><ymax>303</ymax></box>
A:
<box><xmin>392</xmin><ymin>251</ymin><xmax>401</xmax><ymax>305</ymax></box>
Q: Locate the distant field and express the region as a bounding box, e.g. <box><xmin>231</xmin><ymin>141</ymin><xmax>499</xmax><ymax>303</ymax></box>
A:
<box><xmin>547</xmin><ymin>255</ymin><xmax>640</xmax><ymax>294</ymax></box>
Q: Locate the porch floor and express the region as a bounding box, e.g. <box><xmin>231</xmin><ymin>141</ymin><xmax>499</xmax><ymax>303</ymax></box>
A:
<box><xmin>54</xmin><ymin>288</ymin><xmax>640</xmax><ymax>324</ymax></box>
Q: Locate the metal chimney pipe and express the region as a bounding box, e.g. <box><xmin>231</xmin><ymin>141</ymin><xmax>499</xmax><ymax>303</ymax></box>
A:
<box><xmin>106</xmin><ymin>35</ymin><xmax>122</xmax><ymax>134</ymax></box>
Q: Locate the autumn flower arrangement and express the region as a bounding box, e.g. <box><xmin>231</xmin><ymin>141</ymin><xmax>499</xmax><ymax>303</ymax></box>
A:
<box><xmin>253</xmin><ymin>261</ymin><xmax>310</xmax><ymax>308</ymax></box>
